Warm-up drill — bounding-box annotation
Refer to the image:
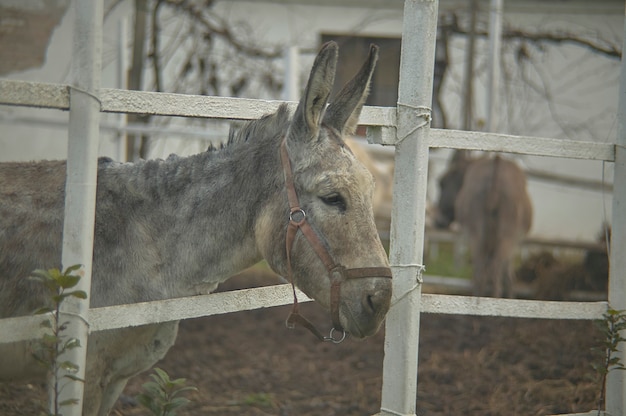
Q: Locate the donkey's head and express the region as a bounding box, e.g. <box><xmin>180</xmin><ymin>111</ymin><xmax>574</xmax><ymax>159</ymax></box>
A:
<box><xmin>259</xmin><ymin>42</ymin><xmax>391</xmax><ymax>339</ymax></box>
<box><xmin>434</xmin><ymin>150</ymin><xmax>471</xmax><ymax>229</ymax></box>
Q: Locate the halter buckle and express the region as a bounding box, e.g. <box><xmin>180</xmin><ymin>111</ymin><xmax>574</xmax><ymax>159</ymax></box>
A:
<box><xmin>289</xmin><ymin>208</ymin><xmax>306</xmax><ymax>225</ymax></box>
<box><xmin>324</xmin><ymin>328</ymin><xmax>347</xmax><ymax>344</ymax></box>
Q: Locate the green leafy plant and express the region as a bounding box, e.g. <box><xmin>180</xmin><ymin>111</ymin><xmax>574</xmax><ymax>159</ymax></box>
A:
<box><xmin>136</xmin><ymin>367</ymin><xmax>198</xmax><ymax>416</ymax></box>
<box><xmin>592</xmin><ymin>307</ymin><xmax>626</xmax><ymax>415</ymax></box>
<box><xmin>29</xmin><ymin>265</ymin><xmax>87</xmax><ymax>416</ymax></box>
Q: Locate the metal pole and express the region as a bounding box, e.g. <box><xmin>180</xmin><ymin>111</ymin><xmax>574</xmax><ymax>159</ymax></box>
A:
<box><xmin>485</xmin><ymin>0</ymin><xmax>503</xmax><ymax>132</ymax></box>
<box><xmin>606</xmin><ymin>4</ymin><xmax>626</xmax><ymax>414</ymax></box>
<box><xmin>117</xmin><ymin>17</ymin><xmax>128</xmax><ymax>161</ymax></box>
<box><xmin>462</xmin><ymin>0</ymin><xmax>478</xmax><ymax>131</ymax></box>
<box><xmin>54</xmin><ymin>0</ymin><xmax>102</xmax><ymax>414</ymax></box>
<box><xmin>379</xmin><ymin>0</ymin><xmax>439</xmax><ymax>415</ymax></box>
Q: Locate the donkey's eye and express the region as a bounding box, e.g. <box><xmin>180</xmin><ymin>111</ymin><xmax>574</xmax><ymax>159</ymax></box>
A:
<box><xmin>320</xmin><ymin>193</ymin><xmax>347</xmax><ymax>211</ymax></box>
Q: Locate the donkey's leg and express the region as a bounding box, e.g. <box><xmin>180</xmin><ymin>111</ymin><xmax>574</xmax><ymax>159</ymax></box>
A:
<box><xmin>81</xmin><ymin>363</ymin><xmax>132</xmax><ymax>416</ymax></box>
<box><xmin>471</xmin><ymin>248</ymin><xmax>488</xmax><ymax>297</ymax></box>
<box><xmin>83</xmin><ymin>322</ymin><xmax>180</xmax><ymax>415</ymax></box>
<box><xmin>488</xmin><ymin>263</ymin><xmax>500</xmax><ymax>298</ymax></box>
<box><xmin>494</xmin><ymin>244</ymin><xmax>516</xmax><ymax>298</ymax></box>
<box><xmin>494</xmin><ymin>269</ymin><xmax>503</xmax><ymax>298</ymax></box>
<box><xmin>97</xmin><ymin>378</ymin><xmax>131</xmax><ymax>416</ymax></box>
<box><xmin>486</xmin><ymin>256</ymin><xmax>510</xmax><ymax>298</ymax></box>
<box><xmin>472</xmin><ymin>264</ymin><xmax>483</xmax><ymax>297</ymax></box>
<box><xmin>501</xmin><ymin>260</ymin><xmax>514</xmax><ymax>298</ymax></box>
<box><xmin>82</xmin><ymin>367</ymin><xmax>107</xmax><ymax>416</ymax></box>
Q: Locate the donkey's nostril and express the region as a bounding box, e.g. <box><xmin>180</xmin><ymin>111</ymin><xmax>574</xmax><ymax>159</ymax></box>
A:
<box><xmin>364</xmin><ymin>289</ymin><xmax>390</xmax><ymax>315</ymax></box>
<box><xmin>366</xmin><ymin>294</ymin><xmax>376</xmax><ymax>313</ymax></box>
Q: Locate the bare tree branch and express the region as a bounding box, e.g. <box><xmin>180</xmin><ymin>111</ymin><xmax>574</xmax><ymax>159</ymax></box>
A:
<box><xmin>163</xmin><ymin>0</ymin><xmax>282</xmax><ymax>60</ymax></box>
<box><xmin>150</xmin><ymin>0</ymin><xmax>164</xmax><ymax>93</ymax></box>
<box><xmin>503</xmin><ymin>29</ymin><xmax>621</xmax><ymax>60</ymax></box>
<box><xmin>448</xmin><ymin>13</ymin><xmax>621</xmax><ymax>60</ymax></box>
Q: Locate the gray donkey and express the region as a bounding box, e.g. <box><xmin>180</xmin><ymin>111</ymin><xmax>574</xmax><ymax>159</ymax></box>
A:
<box><xmin>435</xmin><ymin>150</ymin><xmax>532</xmax><ymax>297</ymax></box>
<box><xmin>0</xmin><ymin>42</ymin><xmax>392</xmax><ymax>415</ymax></box>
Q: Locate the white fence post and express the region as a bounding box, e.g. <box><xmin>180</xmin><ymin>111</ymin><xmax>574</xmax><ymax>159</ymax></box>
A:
<box><xmin>379</xmin><ymin>1</ymin><xmax>439</xmax><ymax>415</ymax></box>
<box><xmin>55</xmin><ymin>0</ymin><xmax>103</xmax><ymax>413</ymax></box>
<box><xmin>282</xmin><ymin>45</ymin><xmax>300</xmax><ymax>102</ymax></box>
<box><xmin>606</xmin><ymin>7</ymin><xmax>626</xmax><ymax>414</ymax></box>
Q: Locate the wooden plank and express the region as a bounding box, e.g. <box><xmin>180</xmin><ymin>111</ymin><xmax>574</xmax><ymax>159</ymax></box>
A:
<box><xmin>0</xmin><ymin>79</ymin><xmax>397</xmax><ymax>126</ymax></box>
<box><xmin>0</xmin><ymin>79</ymin><xmax>69</xmax><ymax>109</ymax></box>
<box><xmin>427</xmin><ymin>228</ymin><xmax>605</xmax><ymax>252</ymax></box>
<box><xmin>0</xmin><ymin>79</ymin><xmax>616</xmax><ymax>162</ymax></box>
<box><xmin>89</xmin><ymin>284</ymin><xmax>310</xmax><ymax>331</ymax></box>
<box><xmin>421</xmin><ymin>294</ymin><xmax>607</xmax><ymax>320</ymax></box>
<box><xmin>0</xmin><ymin>284</ymin><xmax>312</xmax><ymax>344</ymax></box>
<box><xmin>1</xmin><ymin>284</ymin><xmax>606</xmax><ymax>344</ymax></box>
<box><xmin>100</xmin><ymin>88</ymin><xmax>296</xmax><ymax>120</ymax></box>
<box><xmin>527</xmin><ymin>168</ymin><xmax>613</xmax><ymax>192</ymax></box>
<box><xmin>430</xmin><ymin>128</ymin><xmax>615</xmax><ymax>161</ymax></box>
<box><xmin>100</xmin><ymin>88</ymin><xmax>397</xmax><ymax>125</ymax></box>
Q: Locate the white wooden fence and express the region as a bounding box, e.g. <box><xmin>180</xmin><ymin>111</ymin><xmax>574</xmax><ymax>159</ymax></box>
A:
<box><xmin>0</xmin><ymin>0</ymin><xmax>624</xmax><ymax>415</ymax></box>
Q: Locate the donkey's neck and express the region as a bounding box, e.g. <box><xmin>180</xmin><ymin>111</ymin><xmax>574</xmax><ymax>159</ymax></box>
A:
<box><xmin>94</xmin><ymin>135</ymin><xmax>284</xmax><ymax>305</ymax></box>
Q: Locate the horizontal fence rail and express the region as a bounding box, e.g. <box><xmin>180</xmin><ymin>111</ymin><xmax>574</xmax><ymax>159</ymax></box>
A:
<box><xmin>420</xmin><ymin>294</ymin><xmax>606</xmax><ymax>320</ymax></box>
<box><xmin>0</xmin><ymin>284</ymin><xmax>311</xmax><ymax>344</ymax></box>
<box><xmin>430</xmin><ymin>129</ymin><xmax>615</xmax><ymax>161</ymax></box>
<box><xmin>0</xmin><ymin>285</ymin><xmax>607</xmax><ymax>345</ymax></box>
<box><xmin>427</xmin><ymin>228</ymin><xmax>607</xmax><ymax>252</ymax></box>
<box><xmin>0</xmin><ymin>79</ymin><xmax>393</xmax><ymax>126</ymax></box>
<box><xmin>0</xmin><ymin>79</ymin><xmax>615</xmax><ymax>161</ymax></box>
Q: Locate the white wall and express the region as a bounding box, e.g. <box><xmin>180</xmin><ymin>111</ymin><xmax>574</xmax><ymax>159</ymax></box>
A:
<box><xmin>0</xmin><ymin>1</ymin><xmax>133</xmax><ymax>161</ymax></box>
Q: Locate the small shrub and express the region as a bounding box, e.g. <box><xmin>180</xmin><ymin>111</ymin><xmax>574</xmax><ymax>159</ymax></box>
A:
<box><xmin>136</xmin><ymin>367</ymin><xmax>198</xmax><ymax>416</ymax></box>
<box><xmin>29</xmin><ymin>265</ymin><xmax>87</xmax><ymax>416</ymax></box>
<box><xmin>592</xmin><ymin>307</ymin><xmax>626</xmax><ymax>415</ymax></box>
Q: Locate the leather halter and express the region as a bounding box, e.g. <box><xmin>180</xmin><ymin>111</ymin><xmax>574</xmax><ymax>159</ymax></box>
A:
<box><xmin>280</xmin><ymin>136</ymin><xmax>392</xmax><ymax>343</ymax></box>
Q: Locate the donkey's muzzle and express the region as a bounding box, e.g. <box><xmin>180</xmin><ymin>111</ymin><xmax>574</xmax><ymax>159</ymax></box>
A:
<box><xmin>344</xmin><ymin>277</ymin><xmax>392</xmax><ymax>339</ymax></box>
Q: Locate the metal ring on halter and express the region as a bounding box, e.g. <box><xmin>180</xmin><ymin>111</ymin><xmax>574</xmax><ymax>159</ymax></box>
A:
<box><xmin>289</xmin><ymin>208</ymin><xmax>306</xmax><ymax>224</ymax></box>
<box><xmin>325</xmin><ymin>328</ymin><xmax>347</xmax><ymax>344</ymax></box>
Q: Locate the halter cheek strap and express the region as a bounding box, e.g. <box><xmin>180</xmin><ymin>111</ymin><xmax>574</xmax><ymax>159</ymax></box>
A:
<box><xmin>280</xmin><ymin>137</ymin><xmax>392</xmax><ymax>343</ymax></box>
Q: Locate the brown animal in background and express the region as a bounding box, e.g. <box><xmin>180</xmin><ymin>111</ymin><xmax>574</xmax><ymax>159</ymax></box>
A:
<box><xmin>435</xmin><ymin>150</ymin><xmax>533</xmax><ymax>297</ymax></box>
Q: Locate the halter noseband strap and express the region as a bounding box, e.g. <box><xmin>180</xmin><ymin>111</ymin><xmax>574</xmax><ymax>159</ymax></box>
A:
<box><xmin>280</xmin><ymin>137</ymin><xmax>392</xmax><ymax>343</ymax></box>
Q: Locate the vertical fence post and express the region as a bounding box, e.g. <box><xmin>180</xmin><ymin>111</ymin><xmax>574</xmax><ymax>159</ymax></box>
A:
<box><xmin>379</xmin><ymin>1</ymin><xmax>439</xmax><ymax>415</ymax></box>
<box><xmin>54</xmin><ymin>0</ymin><xmax>103</xmax><ymax>414</ymax></box>
<box><xmin>283</xmin><ymin>45</ymin><xmax>300</xmax><ymax>102</ymax></box>
<box><xmin>606</xmin><ymin>7</ymin><xmax>626</xmax><ymax>415</ymax></box>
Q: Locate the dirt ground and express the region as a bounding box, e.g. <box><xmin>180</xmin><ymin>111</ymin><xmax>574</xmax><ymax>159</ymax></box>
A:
<box><xmin>0</xmin><ymin>271</ymin><xmax>604</xmax><ymax>416</ymax></box>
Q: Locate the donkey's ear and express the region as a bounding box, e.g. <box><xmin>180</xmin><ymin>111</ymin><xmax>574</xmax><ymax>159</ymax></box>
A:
<box><xmin>323</xmin><ymin>44</ymin><xmax>378</xmax><ymax>136</ymax></box>
<box><xmin>289</xmin><ymin>41</ymin><xmax>338</xmax><ymax>142</ymax></box>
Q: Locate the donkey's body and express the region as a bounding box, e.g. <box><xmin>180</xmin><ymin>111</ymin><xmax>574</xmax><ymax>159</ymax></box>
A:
<box><xmin>435</xmin><ymin>152</ymin><xmax>532</xmax><ymax>297</ymax></box>
<box><xmin>0</xmin><ymin>42</ymin><xmax>392</xmax><ymax>415</ymax></box>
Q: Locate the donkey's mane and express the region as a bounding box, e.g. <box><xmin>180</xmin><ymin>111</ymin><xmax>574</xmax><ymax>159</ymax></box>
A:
<box><xmin>214</xmin><ymin>103</ymin><xmax>291</xmax><ymax>152</ymax></box>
